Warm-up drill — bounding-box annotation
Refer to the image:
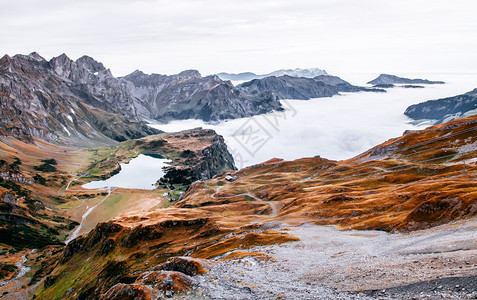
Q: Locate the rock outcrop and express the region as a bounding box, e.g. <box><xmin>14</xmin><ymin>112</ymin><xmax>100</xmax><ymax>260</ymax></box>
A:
<box><xmin>368</xmin><ymin>74</ymin><xmax>445</xmax><ymax>85</ymax></box>
<box><xmin>404</xmin><ymin>88</ymin><xmax>477</xmax><ymax>124</ymax></box>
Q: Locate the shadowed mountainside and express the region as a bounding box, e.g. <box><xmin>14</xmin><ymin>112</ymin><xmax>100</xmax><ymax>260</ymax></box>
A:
<box><xmin>237</xmin><ymin>75</ymin><xmax>384</xmax><ymax>100</ymax></box>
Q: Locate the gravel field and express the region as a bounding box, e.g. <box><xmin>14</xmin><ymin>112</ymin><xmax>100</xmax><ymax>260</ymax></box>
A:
<box><xmin>196</xmin><ymin>218</ymin><xmax>477</xmax><ymax>299</ymax></box>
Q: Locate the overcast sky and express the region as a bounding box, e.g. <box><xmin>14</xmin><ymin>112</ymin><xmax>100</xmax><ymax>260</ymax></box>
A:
<box><xmin>2</xmin><ymin>0</ymin><xmax>477</xmax><ymax>77</ymax></box>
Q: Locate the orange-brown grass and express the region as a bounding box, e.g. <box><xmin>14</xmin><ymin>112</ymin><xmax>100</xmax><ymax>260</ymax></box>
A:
<box><xmin>35</xmin><ymin>116</ymin><xmax>477</xmax><ymax>299</ymax></box>
<box><xmin>190</xmin><ymin>230</ymin><xmax>299</xmax><ymax>259</ymax></box>
<box><xmin>219</xmin><ymin>251</ymin><xmax>273</xmax><ymax>262</ymax></box>
<box><xmin>176</xmin><ymin>115</ymin><xmax>477</xmax><ymax>232</ymax></box>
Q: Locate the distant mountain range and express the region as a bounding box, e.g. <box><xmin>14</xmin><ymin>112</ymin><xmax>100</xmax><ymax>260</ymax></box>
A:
<box><xmin>121</xmin><ymin>70</ymin><xmax>281</xmax><ymax>122</ymax></box>
<box><xmin>237</xmin><ymin>75</ymin><xmax>385</xmax><ymax>100</ymax></box>
<box><xmin>368</xmin><ymin>74</ymin><xmax>445</xmax><ymax>85</ymax></box>
<box><xmin>6</xmin><ymin>53</ymin><xmax>439</xmax><ymax>146</ymax></box>
<box><xmin>217</xmin><ymin>68</ymin><xmax>329</xmax><ymax>81</ymax></box>
<box><xmin>405</xmin><ymin>88</ymin><xmax>477</xmax><ymax>124</ymax></box>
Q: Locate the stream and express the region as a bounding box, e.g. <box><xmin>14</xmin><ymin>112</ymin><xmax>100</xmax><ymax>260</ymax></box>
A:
<box><xmin>0</xmin><ymin>255</ymin><xmax>30</xmax><ymax>288</ymax></box>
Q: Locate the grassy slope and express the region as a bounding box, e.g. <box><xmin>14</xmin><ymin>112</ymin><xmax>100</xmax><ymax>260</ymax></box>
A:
<box><xmin>35</xmin><ymin>116</ymin><xmax>477</xmax><ymax>299</ymax></box>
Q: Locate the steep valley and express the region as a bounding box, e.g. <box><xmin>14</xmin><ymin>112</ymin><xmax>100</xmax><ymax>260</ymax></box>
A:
<box><xmin>4</xmin><ymin>115</ymin><xmax>473</xmax><ymax>299</ymax></box>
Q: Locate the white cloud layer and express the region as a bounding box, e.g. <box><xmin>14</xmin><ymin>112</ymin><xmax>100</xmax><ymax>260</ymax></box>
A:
<box><xmin>1</xmin><ymin>0</ymin><xmax>477</xmax><ymax>76</ymax></box>
<box><xmin>150</xmin><ymin>73</ymin><xmax>477</xmax><ymax>168</ymax></box>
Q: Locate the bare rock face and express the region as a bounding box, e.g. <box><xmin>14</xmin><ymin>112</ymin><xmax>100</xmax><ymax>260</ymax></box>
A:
<box><xmin>101</xmin><ymin>270</ymin><xmax>196</xmax><ymax>299</ymax></box>
<box><xmin>99</xmin><ymin>257</ymin><xmax>213</xmax><ymax>298</ymax></box>
<box><xmin>136</xmin><ymin>270</ymin><xmax>194</xmax><ymax>292</ymax></box>
<box><xmin>0</xmin><ymin>52</ymin><xmax>284</xmax><ymax>143</ymax></box>
<box><xmin>50</xmin><ymin>54</ymin><xmax>138</xmax><ymax>117</ymax></box>
<box><xmin>157</xmin><ymin>257</ymin><xmax>214</xmax><ymax>276</ymax></box>
<box><xmin>121</xmin><ymin>70</ymin><xmax>283</xmax><ymax>122</ymax></box>
<box><xmin>0</xmin><ymin>53</ymin><xmax>160</xmax><ymax>144</ymax></box>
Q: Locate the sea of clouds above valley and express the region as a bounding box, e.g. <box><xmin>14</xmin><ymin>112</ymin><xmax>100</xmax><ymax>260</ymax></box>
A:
<box><xmin>151</xmin><ymin>73</ymin><xmax>477</xmax><ymax>168</ymax></box>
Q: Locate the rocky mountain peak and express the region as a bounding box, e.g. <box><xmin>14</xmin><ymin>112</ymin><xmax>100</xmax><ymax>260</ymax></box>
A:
<box><xmin>0</xmin><ymin>54</ymin><xmax>11</xmax><ymax>61</ymax></box>
<box><xmin>178</xmin><ymin>69</ymin><xmax>202</xmax><ymax>79</ymax></box>
<box><xmin>49</xmin><ymin>53</ymin><xmax>76</xmax><ymax>77</ymax></box>
<box><xmin>28</xmin><ymin>52</ymin><xmax>45</xmax><ymax>62</ymax></box>
<box><xmin>50</xmin><ymin>53</ymin><xmax>73</xmax><ymax>65</ymax></box>
<box><xmin>0</xmin><ymin>54</ymin><xmax>12</xmax><ymax>71</ymax></box>
<box><xmin>128</xmin><ymin>69</ymin><xmax>146</xmax><ymax>77</ymax></box>
<box><xmin>76</xmin><ymin>55</ymin><xmax>107</xmax><ymax>73</ymax></box>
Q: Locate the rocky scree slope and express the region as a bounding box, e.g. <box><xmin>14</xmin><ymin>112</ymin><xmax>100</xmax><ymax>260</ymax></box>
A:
<box><xmin>237</xmin><ymin>74</ymin><xmax>384</xmax><ymax>100</ymax></box>
<box><xmin>405</xmin><ymin>88</ymin><xmax>477</xmax><ymax>124</ymax></box>
<box><xmin>0</xmin><ymin>53</ymin><xmax>159</xmax><ymax>144</ymax></box>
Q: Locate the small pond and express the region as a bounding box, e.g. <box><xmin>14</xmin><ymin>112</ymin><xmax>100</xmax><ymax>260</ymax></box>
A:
<box><xmin>82</xmin><ymin>154</ymin><xmax>170</xmax><ymax>190</ymax></box>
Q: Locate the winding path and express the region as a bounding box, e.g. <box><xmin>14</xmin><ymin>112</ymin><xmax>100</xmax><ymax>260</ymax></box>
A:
<box><xmin>211</xmin><ymin>186</ymin><xmax>279</xmax><ymax>221</ymax></box>
<box><xmin>57</xmin><ymin>173</ymin><xmax>114</xmax><ymax>244</ymax></box>
<box><xmin>65</xmin><ymin>187</ymin><xmax>113</xmax><ymax>244</ymax></box>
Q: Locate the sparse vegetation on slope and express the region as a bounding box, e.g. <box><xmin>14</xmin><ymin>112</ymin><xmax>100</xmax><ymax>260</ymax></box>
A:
<box><xmin>33</xmin><ymin>116</ymin><xmax>477</xmax><ymax>298</ymax></box>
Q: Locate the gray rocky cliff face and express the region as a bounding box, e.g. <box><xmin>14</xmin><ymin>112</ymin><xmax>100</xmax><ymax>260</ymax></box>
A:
<box><xmin>0</xmin><ymin>52</ymin><xmax>284</xmax><ymax>145</ymax></box>
<box><xmin>121</xmin><ymin>70</ymin><xmax>283</xmax><ymax>122</ymax></box>
<box><xmin>237</xmin><ymin>75</ymin><xmax>338</xmax><ymax>100</ymax></box>
<box><xmin>404</xmin><ymin>89</ymin><xmax>477</xmax><ymax>124</ymax></box>
<box><xmin>194</xmin><ymin>133</ymin><xmax>237</xmax><ymax>180</ymax></box>
<box><xmin>0</xmin><ymin>53</ymin><xmax>159</xmax><ymax>144</ymax></box>
<box><xmin>50</xmin><ymin>54</ymin><xmax>138</xmax><ymax>117</ymax></box>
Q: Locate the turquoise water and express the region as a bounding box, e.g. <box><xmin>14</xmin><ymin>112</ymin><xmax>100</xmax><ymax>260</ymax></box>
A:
<box><xmin>82</xmin><ymin>154</ymin><xmax>170</xmax><ymax>190</ymax></box>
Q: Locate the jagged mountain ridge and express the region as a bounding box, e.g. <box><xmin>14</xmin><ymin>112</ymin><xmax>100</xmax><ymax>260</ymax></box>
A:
<box><xmin>236</xmin><ymin>75</ymin><xmax>385</xmax><ymax>100</ymax></box>
<box><xmin>121</xmin><ymin>70</ymin><xmax>282</xmax><ymax>122</ymax></box>
<box><xmin>216</xmin><ymin>67</ymin><xmax>328</xmax><ymax>81</ymax></box>
<box><xmin>0</xmin><ymin>53</ymin><xmax>159</xmax><ymax>144</ymax></box>
<box><xmin>1</xmin><ymin>52</ymin><xmax>284</xmax><ymax>132</ymax></box>
<box><xmin>405</xmin><ymin>88</ymin><xmax>477</xmax><ymax>124</ymax></box>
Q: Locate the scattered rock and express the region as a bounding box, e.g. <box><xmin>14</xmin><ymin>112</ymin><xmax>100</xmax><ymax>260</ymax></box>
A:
<box><xmin>158</xmin><ymin>257</ymin><xmax>214</xmax><ymax>276</ymax></box>
<box><xmin>99</xmin><ymin>283</ymin><xmax>152</xmax><ymax>300</ymax></box>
